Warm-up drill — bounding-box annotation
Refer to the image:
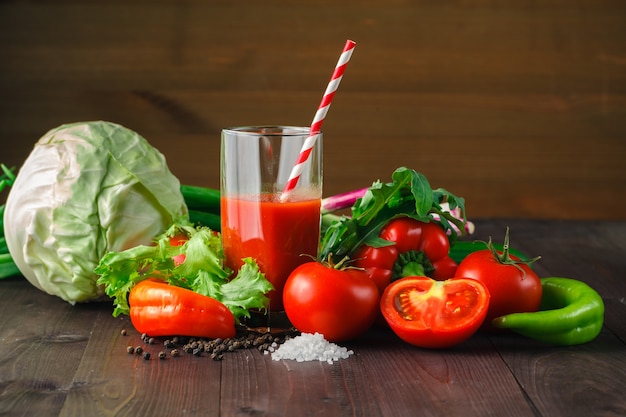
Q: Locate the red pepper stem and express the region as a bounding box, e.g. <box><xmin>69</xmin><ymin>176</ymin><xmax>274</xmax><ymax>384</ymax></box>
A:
<box><xmin>401</xmin><ymin>262</ymin><xmax>427</xmax><ymax>278</ymax></box>
<box><xmin>392</xmin><ymin>250</ymin><xmax>435</xmax><ymax>281</ymax></box>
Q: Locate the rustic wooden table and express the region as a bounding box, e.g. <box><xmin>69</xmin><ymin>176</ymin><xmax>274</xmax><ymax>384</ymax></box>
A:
<box><xmin>1</xmin><ymin>218</ymin><xmax>624</xmax><ymax>417</ymax></box>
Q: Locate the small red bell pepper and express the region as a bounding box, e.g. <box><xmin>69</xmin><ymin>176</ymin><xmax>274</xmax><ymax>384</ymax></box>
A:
<box><xmin>353</xmin><ymin>218</ymin><xmax>458</xmax><ymax>293</ymax></box>
<box><xmin>129</xmin><ymin>278</ymin><xmax>236</xmax><ymax>339</ymax></box>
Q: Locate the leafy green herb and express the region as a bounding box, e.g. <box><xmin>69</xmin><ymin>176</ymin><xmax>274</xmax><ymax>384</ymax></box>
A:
<box><xmin>319</xmin><ymin>167</ymin><xmax>467</xmax><ymax>263</ymax></box>
<box><xmin>95</xmin><ymin>222</ymin><xmax>273</xmax><ymax>321</ymax></box>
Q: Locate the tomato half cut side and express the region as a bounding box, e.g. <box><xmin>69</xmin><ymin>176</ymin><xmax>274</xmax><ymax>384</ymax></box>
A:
<box><xmin>380</xmin><ymin>276</ymin><xmax>490</xmax><ymax>349</ymax></box>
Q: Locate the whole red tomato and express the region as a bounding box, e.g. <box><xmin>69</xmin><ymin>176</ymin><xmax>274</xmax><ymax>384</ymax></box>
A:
<box><xmin>380</xmin><ymin>276</ymin><xmax>490</xmax><ymax>349</ymax></box>
<box><xmin>455</xmin><ymin>230</ymin><xmax>542</xmax><ymax>331</ymax></box>
<box><xmin>283</xmin><ymin>262</ymin><xmax>380</xmax><ymax>342</ymax></box>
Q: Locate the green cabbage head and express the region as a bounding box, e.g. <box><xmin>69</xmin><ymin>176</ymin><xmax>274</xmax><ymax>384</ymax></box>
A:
<box><xmin>4</xmin><ymin>121</ymin><xmax>188</xmax><ymax>304</ymax></box>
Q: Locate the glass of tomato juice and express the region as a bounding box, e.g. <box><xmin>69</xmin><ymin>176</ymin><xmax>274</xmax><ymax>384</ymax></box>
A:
<box><xmin>220</xmin><ymin>126</ymin><xmax>322</xmax><ymax>311</ymax></box>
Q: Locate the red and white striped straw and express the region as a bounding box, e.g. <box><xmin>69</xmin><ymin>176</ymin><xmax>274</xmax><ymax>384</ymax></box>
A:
<box><xmin>283</xmin><ymin>39</ymin><xmax>356</xmax><ymax>193</ymax></box>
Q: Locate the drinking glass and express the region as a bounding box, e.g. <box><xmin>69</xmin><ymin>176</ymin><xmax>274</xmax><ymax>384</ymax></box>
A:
<box><xmin>220</xmin><ymin>126</ymin><xmax>322</xmax><ymax>311</ymax></box>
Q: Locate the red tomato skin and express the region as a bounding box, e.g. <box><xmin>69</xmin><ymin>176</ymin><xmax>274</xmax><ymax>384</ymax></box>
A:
<box><xmin>169</xmin><ymin>235</ymin><xmax>188</xmax><ymax>246</ymax></box>
<box><xmin>354</xmin><ymin>218</ymin><xmax>457</xmax><ymax>294</ymax></box>
<box><xmin>169</xmin><ymin>235</ymin><xmax>188</xmax><ymax>266</ymax></box>
<box><xmin>283</xmin><ymin>262</ymin><xmax>380</xmax><ymax>342</ymax></box>
<box><xmin>455</xmin><ymin>250</ymin><xmax>542</xmax><ymax>331</ymax></box>
<box><xmin>432</xmin><ymin>257</ymin><xmax>459</xmax><ymax>280</ymax></box>
<box><xmin>380</xmin><ymin>276</ymin><xmax>490</xmax><ymax>349</ymax></box>
<box><xmin>353</xmin><ymin>244</ymin><xmax>397</xmax><ymax>293</ymax></box>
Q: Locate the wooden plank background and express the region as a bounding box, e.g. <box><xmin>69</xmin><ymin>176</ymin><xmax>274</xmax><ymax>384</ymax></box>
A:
<box><xmin>1</xmin><ymin>0</ymin><xmax>625</xmax><ymax>219</ymax></box>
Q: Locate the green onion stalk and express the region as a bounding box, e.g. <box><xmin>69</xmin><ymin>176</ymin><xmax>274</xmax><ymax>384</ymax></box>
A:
<box><xmin>0</xmin><ymin>164</ymin><xmax>19</xmax><ymax>278</ymax></box>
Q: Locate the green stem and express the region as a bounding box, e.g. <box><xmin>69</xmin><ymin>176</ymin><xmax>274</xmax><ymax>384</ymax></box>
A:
<box><xmin>181</xmin><ymin>184</ymin><xmax>221</xmax><ymax>213</ymax></box>
<box><xmin>487</xmin><ymin>227</ymin><xmax>541</xmax><ymax>277</ymax></box>
<box><xmin>401</xmin><ymin>262</ymin><xmax>427</xmax><ymax>277</ymax></box>
<box><xmin>188</xmin><ymin>210</ymin><xmax>221</xmax><ymax>231</ymax></box>
<box><xmin>392</xmin><ymin>250</ymin><xmax>435</xmax><ymax>281</ymax></box>
<box><xmin>0</xmin><ymin>253</ymin><xmax>20</xmax><ymax>279</ymax></box>
<box><xmin>430</xmin><ymin>206</ymin><xmax>467</xmax><ymax>236</ymax></box>
<box><xmin>321</xmin><ymin>213</ymin><xmax>343</xmax><ymax>233</ymax></box>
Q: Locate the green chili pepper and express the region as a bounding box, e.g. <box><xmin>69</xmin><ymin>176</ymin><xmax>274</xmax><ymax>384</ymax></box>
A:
<box><xmin>491</xmin><ymin>277</ymin><xmax>604</xmax><ymax>346</ymax></box>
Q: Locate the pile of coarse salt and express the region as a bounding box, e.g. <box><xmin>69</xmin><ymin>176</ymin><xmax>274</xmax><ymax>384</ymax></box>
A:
<box><xmin>266</xmin><ymin>332</ymin><xmax>353</xmax><ymax>364</ymax></box>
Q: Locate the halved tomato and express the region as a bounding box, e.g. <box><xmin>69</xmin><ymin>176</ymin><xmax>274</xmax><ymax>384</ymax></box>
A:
<box><xmin>380</xmin><ymin>276</ymin><xmax>490</xmax><ymax>349</ymax></box>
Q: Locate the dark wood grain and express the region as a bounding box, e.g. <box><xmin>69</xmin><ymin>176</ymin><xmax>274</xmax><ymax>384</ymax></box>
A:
<box><xmin>491</xmin><ymin>332</ymin><xmax>626</xmax><ymax>417</ymax></box>
<box><xmin>1</xmin><ymin>1</ymin><xmax>625</xmax><ymax>219</ymax></box>
<box><xmin>351</xmin><ymin>334</ymin><xmax>537</xmax><ymax>417</ymax></box>
<box><xmin>0</xmin><ymin>279</ymin><xmax>89</xmax><ymax>416</ymax></box>
<box><xmin>58</xmin><ymin>310</ymin><xmax>224</xmax><ymax>416</ymax></box>
<box><xmin>1</xmin><ymin>219</ymin><xmax>625</xmax><ymax>417</ymax></box>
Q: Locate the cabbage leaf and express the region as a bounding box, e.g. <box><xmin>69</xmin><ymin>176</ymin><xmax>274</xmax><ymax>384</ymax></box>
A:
<box><xmin>3</xmin><ymin>121</ymin><xmax>188</xmax><ymax>303</ymax></box>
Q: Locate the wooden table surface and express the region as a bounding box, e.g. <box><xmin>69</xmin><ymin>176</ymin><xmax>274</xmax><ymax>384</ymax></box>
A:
<box><xmin>1</xmin><ymin>218</ymin><xmax>624</xmax><ymax>417</ymax></box>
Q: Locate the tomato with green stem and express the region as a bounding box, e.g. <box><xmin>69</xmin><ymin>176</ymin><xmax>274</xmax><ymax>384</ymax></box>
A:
<box><xmin>454</xmin><ymin>228</ymin><xmax>542</xmax><ymax>331</ymax></box>
<box><xmin>380</xmin><ymin>276</ymin><xmax>490</xmax><ymax>349</ymax></box>
<box><xmin>283</xmin><ymin>260</ymin><xmax>380</xmax><ymax>342</ymax></box>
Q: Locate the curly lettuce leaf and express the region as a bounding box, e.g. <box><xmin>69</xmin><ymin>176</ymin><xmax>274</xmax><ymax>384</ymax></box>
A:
<box><xmin>171</xmin><ymin>227</ymin><xmax>229</xmax><ymax>298</ymax></box>
<box><xmin>95</xmin><ymin>243</ymin><xmax>171</xmax><ymax>317</ymax></box>
<box><xmin>96</xmin><ymin>223</ymin><xmax>273</xmax><ymax>321</ymax></box>
<box><xmin>219</xmin><ymin>258</ymin><xmax>274</xmax><ymax>320</ymax></box>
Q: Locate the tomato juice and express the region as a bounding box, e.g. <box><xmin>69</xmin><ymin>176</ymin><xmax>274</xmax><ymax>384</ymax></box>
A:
<box><xmin>221</xmin><ymin>193</ymin><xmax>321</xmax><ymax>311</ymax></box>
